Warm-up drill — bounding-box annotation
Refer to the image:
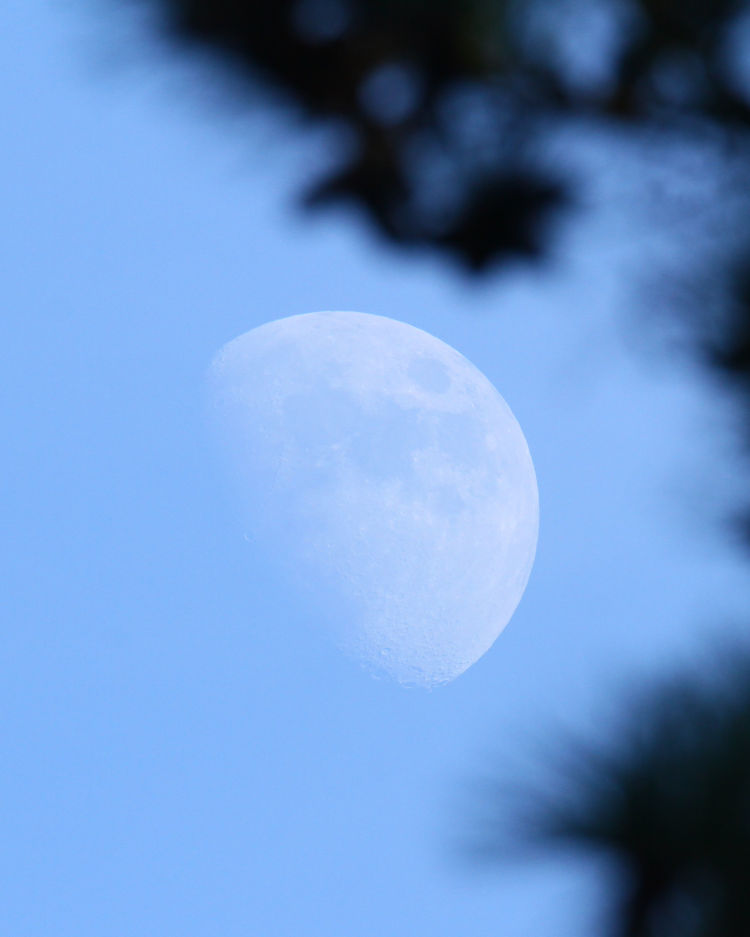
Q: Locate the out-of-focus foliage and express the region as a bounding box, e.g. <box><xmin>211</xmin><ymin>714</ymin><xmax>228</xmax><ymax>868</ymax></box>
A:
<box><xmin>127</xmin><ymin>0</ymin><xmax>750</xmax><ymax>269</ymax></box>
<box><xmin>476</xmin><ymin>654</ymin><xmax>750</xmax><ymax>937</ymax></box>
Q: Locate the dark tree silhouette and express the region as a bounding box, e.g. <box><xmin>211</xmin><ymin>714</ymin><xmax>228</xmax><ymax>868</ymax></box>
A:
<box><xmin>125</xmin><ymin>0</ymin><xmax>750</xmax><ymax>269</ymax></box>
<box><xmin>472</xmin><ymin>654</ymin><xmax>750</xmax><ymax>937</ymax></box>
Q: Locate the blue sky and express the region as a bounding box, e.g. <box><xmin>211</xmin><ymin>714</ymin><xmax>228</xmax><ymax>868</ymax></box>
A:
<box><xmin>4</xmin><ymin>3</ymin><xmax>750</xmax><ymax>935</ymax></box>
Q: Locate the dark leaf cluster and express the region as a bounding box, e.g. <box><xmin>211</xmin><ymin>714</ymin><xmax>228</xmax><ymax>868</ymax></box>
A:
<box><xmin>131</xmin><ymin>0</ymin><xmax>750</xmax><ymax>269</ymax></box>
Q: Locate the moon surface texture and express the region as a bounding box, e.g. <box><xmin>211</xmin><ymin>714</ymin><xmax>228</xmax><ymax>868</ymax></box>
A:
<box><xmin>207</xmin><ymin>311</ymin><xmax>538</xmax><ymax>688</ymax></box>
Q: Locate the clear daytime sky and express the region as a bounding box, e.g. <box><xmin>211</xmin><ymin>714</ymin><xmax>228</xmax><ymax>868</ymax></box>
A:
<box><xmin>3</xmin><ymin>3</ymin><xmax>750</xmax><ymax>935</ymax></box>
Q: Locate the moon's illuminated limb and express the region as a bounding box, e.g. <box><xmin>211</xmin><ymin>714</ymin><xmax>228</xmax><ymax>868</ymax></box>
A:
<box><xmin>207</xmin><ymin>311</ymin><xmax>538</xmax><ymax>687</ymax></box>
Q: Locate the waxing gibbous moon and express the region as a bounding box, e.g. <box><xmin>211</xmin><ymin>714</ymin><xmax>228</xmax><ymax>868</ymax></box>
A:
<box><xmin>207</xmin><ymin>311</ymin><xmax>538</xmax><ymax>688</ymax></box>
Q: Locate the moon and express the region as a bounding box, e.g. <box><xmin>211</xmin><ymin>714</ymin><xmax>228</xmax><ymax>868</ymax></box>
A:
<box><xmin>207</xmin><ymin>311</ymin><xmax>538</xmax><ymax>687</ymax></box>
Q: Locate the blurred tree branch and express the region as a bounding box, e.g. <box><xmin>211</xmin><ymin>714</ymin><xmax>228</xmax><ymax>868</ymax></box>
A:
<box><xmin>472</xmin><ymin>653</ymin><xmax>750</xmax><ymax>937</ymax></box>
<box><xmin>124</xmin><ymin>0</ymin><xmax>750</xmax><ymax>267</ymax></box>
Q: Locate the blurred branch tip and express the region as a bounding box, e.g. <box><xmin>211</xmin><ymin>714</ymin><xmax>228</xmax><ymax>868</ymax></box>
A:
<box><xmin>469</xmin><ymin>646</ymin><xmax>750</xmax><ymax>937</ymax></box>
